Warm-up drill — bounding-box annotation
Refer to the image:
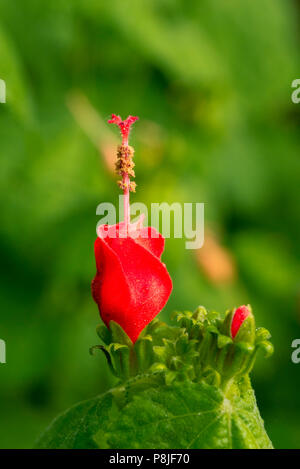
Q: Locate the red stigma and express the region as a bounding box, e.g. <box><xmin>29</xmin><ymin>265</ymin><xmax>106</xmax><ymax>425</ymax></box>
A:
<box><xmin>108</xmin><ymin>114</ymin><xmax>139</xmax><ymax>144</ymax></box>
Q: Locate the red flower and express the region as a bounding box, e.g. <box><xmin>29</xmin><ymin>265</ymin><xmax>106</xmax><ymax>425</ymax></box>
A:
<box><xmin>231</xmin><ymin>305</ymin><xmax>251</xmax><ymax>339</ymax></box>
<box><xmin>92</xmin><ymin>114</ymin><xmax>172</xmax><ymax>342</ymax></box>
<box><xmin>92</xmin><ymin>218</ymin><xmax>173</xmax><ymax>343</ymax></box>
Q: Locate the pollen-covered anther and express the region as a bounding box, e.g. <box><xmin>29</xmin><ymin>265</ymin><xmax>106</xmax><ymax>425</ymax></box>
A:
<box><xmin>115</xmin><ymin>160</ymin><xmax>135</xmax><ymax>178</ymax></box>
<box><xmin>129</xmin><ymin>181</ymin><xmax>137</xmax><ymax>193</ymax></box>
<box><xmin>117</xmin><ymin>180</ymin><xmax>128</xmax><ymax>191</ymax></box>
<box><xmin>115</xmin><ymin>145</ymin><xmax>135</xmax><ymax>178</ymax></box>
<box><xmin>117</xmin><ymin>145</ymin><xmax>134</xmax><ymax>160</ymax></box>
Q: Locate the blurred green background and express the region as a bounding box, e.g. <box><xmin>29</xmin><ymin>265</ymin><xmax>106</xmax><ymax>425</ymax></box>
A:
<box><xmin>0</xmin><ymin>0</ymin><xmax>299</xmax><ymax>449</ymax></box>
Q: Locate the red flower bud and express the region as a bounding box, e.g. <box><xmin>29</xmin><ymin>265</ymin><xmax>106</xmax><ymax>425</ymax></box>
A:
<box><xmin>231</xmin><ymin>305</ymin><xmax>251</xmax><ymax>339</ymax></box>
<box><xmin>92</xmin><ymin>218</ymin><xmax>173</xmax><ymax>343</ymax></box>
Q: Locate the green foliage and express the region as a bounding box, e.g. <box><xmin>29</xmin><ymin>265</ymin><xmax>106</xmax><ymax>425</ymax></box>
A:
<box><xmin>96</xmin><ymin>379</ymin><xmax>272</xmax><ymax>449</ymax></box>
<box><xmin>37</xmin><ymin>378</ymin><xmax>272</xmax><ymax>449</ymax></box>
<box><xmin>36</xmin><ymin>308</ymin><xmax>273</xmax><ymax>449</ymax></box>
<box><xmin>90</xmin><ymin>309</ymin><xmax>273</xmax><ymax>386</ymax></box>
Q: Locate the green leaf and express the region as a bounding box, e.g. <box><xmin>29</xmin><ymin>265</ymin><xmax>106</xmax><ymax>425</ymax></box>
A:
<box><xmin>36</xmin><ymin>378</ymin><xmax>272</xmax><ymax>449</ymax></box>
<box><xmin>36</xmin><ymin>392</ymin><xmax>117</xmax><ymax>449</ymax></box>
<box><xmin>37</xmin><ymin>308</ymin><xmax>273</xmax><ymax>449</ymax></box>
<box><xmin>97</xmin><ymin>379</ymin><xmax>272</xmax><ymax>449</ymax></box>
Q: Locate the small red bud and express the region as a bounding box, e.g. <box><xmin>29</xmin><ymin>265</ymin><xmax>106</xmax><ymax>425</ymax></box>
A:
<box><xmin>231</xmin><ymin>305</ymin><xmax>251</xmax><ymax>339</ymax></box>
<box><xmin>108</xmin><ymin>114</ymin><xmax>139</xmax><ymax>144</ymax></box>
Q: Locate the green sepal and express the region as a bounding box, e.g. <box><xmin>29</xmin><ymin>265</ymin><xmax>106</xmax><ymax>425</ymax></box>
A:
<box><xmin>96</xmin><ymin>324</ymin><xmax>112</xmax><ymax>345</ymax></box>
<box><xmin>134</xmin><ymin>334</ymin><xmax>153</xmax><ymax>373</ymax></box>
<box><xmin>217</xmin><ymin>334</ymin><xmax>233</xmax><ymax>349</ymax></box>
<box><xmin>109</xmin><ymin>321</ymin><xmax>133</xmax><ymax>347</ymax></box>
<box><xmin>91</xmin><ymin>306</ymin><xmax>273</xmax><ymax>387</ymax></box>
<box><xmin>221</xmin><ymin>308</ymin><xmax>234</xmax><ymax>336</ymax></box>
<box><xmin>234</xmin><ymin>310</ymin><xmax>256</xmax><ymax>345</ymax></box>
<box><xmin>89</xmin><ymin>345</ymin><xmax>118</xmax><ymax>377</ymax></box>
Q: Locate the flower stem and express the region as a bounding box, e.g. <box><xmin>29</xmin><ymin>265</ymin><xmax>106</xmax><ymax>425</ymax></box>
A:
<box><xmin>122</xmin><ymin>132</ymin><xmax>130</xmax><ymax>232</ymax></box>
<box><xmin>123</xmin><ymin>175</ymin><xmax>130</xmax><ymax>231</ymax></box>
<box><xmin>108</xmin><ymin>114</ymin><xmax>138</xmax><ymax>234</ymax></box>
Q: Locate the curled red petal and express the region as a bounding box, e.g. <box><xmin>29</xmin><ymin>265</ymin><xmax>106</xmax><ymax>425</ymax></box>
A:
<box><xmin>92</xmin><ymin>236</ymin><xmax>131</xmax><ymax>329</ymax></box>
<box><xmin>97</xmin><ymin>218</ymin><xmax>165</xmax><ymax>259</ymax></box>
<box><xmin>134</xmin><ymin>226</ymin><xmax>165</xmax><ymax>259</ymax></box>
<box><xmin>92</xmin><ymin>230</ymin><xmax>172</xmax><ymax>342</ymax></box>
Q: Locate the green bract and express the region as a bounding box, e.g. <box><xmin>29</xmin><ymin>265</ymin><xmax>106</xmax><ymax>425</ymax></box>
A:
<box><xmin>36</xmin><ymin>306</ymin><xmax>274</xmax><ymax>449</ymax></box>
